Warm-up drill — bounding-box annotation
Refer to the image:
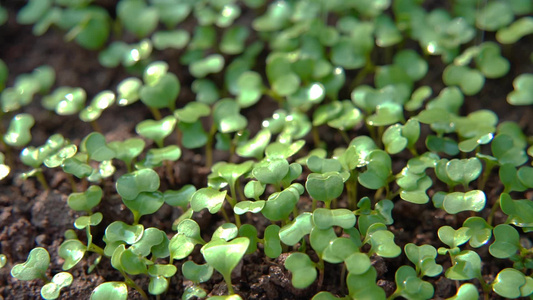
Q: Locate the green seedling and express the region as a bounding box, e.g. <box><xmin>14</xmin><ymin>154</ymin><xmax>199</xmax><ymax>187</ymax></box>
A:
<box><xmin>445</xmin><ymin>250</ymin><xmax>482</xmax><ymax>281</ymax></box>
<box><xmin>11</xmin><ymin>247</ymin><xmax>50</xmax><ymax>281</ymax></box>
<box><xmin>435</xmin><ymin>158</ymin><xmax>482</xmax><ymax>189</ymax></box>
<box><xmin>390</xmin><ymin>266</ymin><xmax>434</xmax><ymax>300</ymax></box>
<box><xmin>116</xmin><ymin>77</ymin><xmax>142</xmax><ymax>106</ymax></box>
<box><xmin>279</xmin><ymin>213</ymin><xmax>313</xmax><ymax>246</ymax></box>
<box><xmin>104</xmin><ymin>221</ymin><xmax>144</xmax><ymax>254</ymax></box>
<box><xmin>182</xmin><ymin>261</ymin><xmax>213</xmax><ymax>298</ymax></box>
<box><xmin>492</xmin><ymin>268</ymin><xmax>533</xmax><ymax>298</ymax></box>
<box><xmin>192</xmin><ymin>79</ymin><xmax>220</xmax><ymax>104</ymax></box>
<box><xmin>139</xmin><ymin>145</ymin><xmax>181</xmax><ymax>168</ymax></box>
<box><xmin>42</xmin><ymin>87</ymin><xmax>86</xmax><ymax>115</ymax></box>
<box><xmin>357</xmin><ymin>150</ymin><xmax>392</xmax><ymax>190</ymax></box>
<box><xmin>305</xmin><ymin>172</ymin><xmax>344</xmax><ymax>207</ymax></box>
<box><xmin>212</xmin><ymin>223</ymin><xmax>239</xmax><ymax>242</ymax></box>
<box><xmin>397</xmin><ymin>161</ymin><xmax>434</xmax><ymax>204</ymax></box>
<box><xmin>236</xmin><ymin>129</ymin><xmax>271</xmax><ymax>159</ymax></box>
<box><xmin>453</xmin><ymin>110</ymin><xmax>497</xmax><ymax>152</ymax></box>
<box><xmin>98</xmin><ymin>39</ymin><xmax>153</xmax><ymax>68</ymax></box>
<box><xmin>261</xmin><ymin>183</ymin><xmax>303</xmax><ymax>222</ymax></box>
<box><xmin>140</xmin><ymin>62</ymin><xmax>180</xmax><ymax>113</ymax></box>
<box><xmin>81</xmin><ymin>132</ymin><xmax>116</xmax><ymax>162</ymax></box>
<box><xmin>4</xmin><ymin>113</ymin><xmax>35</xmax><ymax>147</ymax></box>
<box><xmin>312</xmin><ymin>208</ymin><xmax>356</xmax><ymax>230</ymax></box>
<box><xmin>117</xmin><ymin>0</ymin><xmax>158</xmax><ymax>38</ymax></box>
<box><xmin>475</xmin><ymin>1</ymin><xmax>514</xmax><ymax>31</ymax></box>
<box><xmin>447</xmin><ymin>283</ymin><xmax>479</xmax><ymax>300</ymax></box>
<box><xmin>191</xmin><ymin>187</ymin><xmax>227</xmax><ymax>214</ymax></box>
<box><xmin>238</xmin><ymin>224</ymin><xmax>259</xmax><ymax>254</ymax></box>
<box><xmin>500</xmin><ymin>193</ymin><xmax>533</xmax><ymax>230</ymax></box>
<box><xmin>322</xmin><ymin>237</ymin><xmax>361</xmax><ymax>264</ymax></box>
<box><xmin>41</xmin><ymin>272</ymin><xmax>73</xmax><ymax>300</ymax></box>
<box><xmin>284</xmin><ymin>252</ymin><xmax>317</xmax><ymax>289</ymax></box>
<box><xmin>201</xmin><ymin>237</ymin><xmax>250</xmax><ymax>295</ymax></box>
<box><xmin>221</xmin><ymin>26</ymin><xmax>250</xmax><ymax>55</ymax></box>
<box><xmin>213</xmin><ymin>99</ymin><xmax>247</xmax><ymax>134</ymax></box>
<box><xmin>438</xmin><ymin>226</ymin><xmax>470</xmax><ymax>254</ymax></box>
<box><xmin>507</xmin><ymin>73</ymin><xmax>533</xmax><ymax>105</ymax></box>
<box><xmin>59</xmin><ymin>239</ymin><xmax>87</xmax><ymax>270</ymax></box>
<box><xmin>489</xmin><ymin>224</ymin><xmax>520</xmax><ymax>259</ymax></box>
<box><xmin>382</xmin><ymin>119</ymin><xmax>420</xmax><ymax>155</ymax></box>
<box><xmin>122</xmin><ymin>191</ymin><xmax>165</xmax><ymax>224</ymax></box>
<box><xmin>1</xmin><ymin>65</ymin><xmax>55</xmax><ymax>113</ymax></box>
<box><xmin>90</xmin><ymin>282</ymin><xmax>128</xmax><ymax>300</ymax></box>
<box><xmin>425</xmin><ymin>135</ymin><xmax>459</xmax><ymax>156</ymax></box>
<box><xmin>363</xmin><ymin>223</ymin><xmax>401</xmax><ymax>258</ymax></box>
<box><xmin>108</xmin><ymin>138</ymin><xmax>145</xmax><ymax>172</ymax></box>
<box><xmin>152</xmin><ymin>30</ymin><xmax>190</xmax><ymax>50</ymax></box>
<box><xmin>355</xmin><ymin>197</ymin><xmax>394</xmax><ymax>236</ymax></box>
<box><xmin>263</xmin><ymin>225</ymin><xmax>282</xmax><ymax>259</ymax></box>
<box><xmin>442</xmin><ymin>190</ymin><xmax>486</xmax><ymax>214</ymax></box>
<box><xmin>366</xmin><ymin>102</ymin><xmax>404</xmax><ymax>127</ymax></box>
<box><xmin>462</xmin><ymin>217</ymin><xmax>492</xmax><ymax>248</ymax></box>
<box><xmin>404</xmin><ymin>244</ymin><xmax>442</xmax><ymax>277</ymax></box>
<box><xmin>190</xmin><ymin>54</ymin><xmax>225</xmax><ymax>78</ymax></box>
<box><xmin>67</xmin><ymin>185</ymin><xmax>102</xmax><ymax>212</ymax></box>
<box><xmin>252</xmin><ymin>157</ymin><xmax>289</xmax><ymax>186</ymax></box>
<box><xmin>497</xmin><ymin>17</ymin><xmax>533</xmax><ymax>44</ymax></box>
<box><xmin>147</xmin><ymin>264</ymin><xmax>177</xmax><ymax>295</ymax></box>
<box><xmin>491</xmin><ymin>134</ymin><xmax>528</xmax><ymax>166</ymax></box>
<box><xmin>235</xmin><ymin>71</ymin><xmax>263</xmax><ymax>108</ymax></box>
<box><xmin>442</xmin><ymin>65</ymin><xmax>484</xmax><ymax>96</ymax></box>
<box><xmin>346</xmin><ymin>267</ymin><xmax>386</xmax><ymax>299</ymax></box>
<box><xmin>116</xmin><ymin>168</ymin><xmax>160</xmax><ymax>201</ymax></box>
<box><xmin>79</xmin><ymin>90</ymin><xmax>115</xmax><ymax>123</ymax></box>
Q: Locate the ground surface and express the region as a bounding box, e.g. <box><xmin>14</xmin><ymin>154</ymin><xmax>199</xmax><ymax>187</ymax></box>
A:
<box><xmin>0</xmin><ymin>1</ymin><xmax>532</xmax><ymax>300</ymax></box>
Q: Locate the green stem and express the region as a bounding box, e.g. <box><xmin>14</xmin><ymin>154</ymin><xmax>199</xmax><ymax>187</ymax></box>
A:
<box><xmin>339</xmin><ymin>129</ymin><xmax>350</xmax><ymax>144</ymax></box>
<box><xmin>223</xmin><ymin>273</ymin><xmax>235</xmax><ymax>295</ymax></box>
<box><xmin>149</xmin><ymin>107</ymin><xmax>162</xmax><ymax>120</ymax></box>
<box><xmin>65</xmin><ymin>173</ymin><xmax>78</xmax><ymax>192</ymax></box>
<box><xmin>88</xmin><ymin>243</ymin><xmax>105</xmax><ymax>256</ymax></box>
<box><xmin>487</xmin><ymin>196</ymin><xmax>501</xmax><ymax>226</ymax></box>
<box><xmin>312</xmin><ymin>126</ymin><xmax>322</xmax><ymax>148</ymax></box>
<box><xmin>478</xmin><ymin>161</ymin><xmax>496</xmax><ymax>191</ymax></box>
<box><xmin>90</xmin><ymin>120</ymin><xmax>102</xmax><ymax>133</ymax></box>
<box><xmin>36</xmin><ymin>170</ymin><xmax>50</xmax><ymax>190</ymax></box>
<box><xmin>122</xmin><ymin>272</ymin><xmax>149</xmax><ymax>299</ymax></box>
<box><xmin>317</xmin><ymin>257</ymin><xmax>325</xmax><ymax>289</ymax></box>
<box><xmin>164</xmin><ymin>160</ymin><xmax>175</xmax><ymax>186</ymax></box>
<box><xmin>205</xmin><ymin>124</ymin><xmax>217</xmax><ymax>169</ymax></box>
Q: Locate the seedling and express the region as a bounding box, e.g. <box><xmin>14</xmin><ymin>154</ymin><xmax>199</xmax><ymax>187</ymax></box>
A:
<box><xmin>90</xmin><ymin>282</ymin><xmax>128</xmax><ymax>300</ymax></box>
<box><xmin>201</xmin><ymin>237</ymin><xmax>250</xmax><ymax>295</ymax></box>
<box><xmin>4</xmin><ymin>113</ymin><xmax>34</xmax><ymax>147</ymax></box>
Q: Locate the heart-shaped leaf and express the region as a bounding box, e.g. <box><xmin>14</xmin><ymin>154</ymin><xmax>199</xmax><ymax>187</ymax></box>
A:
<box><xmin>11</xmin><ymin>247</ymin><xmax>49</xmax><ymax>281</ymax></box>
<box><xmin>489</xmin><ymin>224</ymin><xmax>520</xmax><ymax>259</ymax></box>
<box><xmin>182</xmin><ymin>261</ymin><xmax>213</xmax><ymax>284</ymax></box>
<box><xmin>445</xmin><ymin>250</ymin><xmax>481</xmax><ymax>280</ymax></box>
<box><xmin>284</xmin><ymin>252</ymin><xmax>317</xmax><ymax>289</ymax></box>
<box><xmin>507</xmin><ymin>74</ymin><xmax>533</xmax><ymax>105</ymax></box>
<box><xmin>41</xmin><ymin>272</ymin><xmax>73</xmax><ymax>300</ymax></box>
<box><xmin>279</xmin><ymin>213</ymin><xmax>313</xmax><ymax>246</ymax></box>
<box><xmin>443</xmin><ymin>190</ymin><xmax>486</xmax><ymax>214</ymax></box>
<box><xmin>404</xmin><ymin>243</ymin><xmax>442</xmax><ymax>277</ymax></box>
<box><xmin>116</xmin><ymin>168</ymin><xmax>160</xmax><ymax>200</ymax></box>
<box><xmin>201</xmin><ymin>237</ymin><xmax>249</xmax><ymax>284</ymax></box>
<box><xmin>191</xmin><ymin>188</ymin><xmax>227</xmax><ymax>214</ymax></box>
<box><xmin>492</xmin><ymin>268</ymin><xmax>530</xmax><ymax>298</ymax></box>
<box><xmin>306</xmin><ymin>172</ymin><xmax>344</xmax><ymax>203</ymax></box>
<box><xmin>90</xmin><ymin>282</ymin><xmax>128</xmax><ymax>300</ymax></box>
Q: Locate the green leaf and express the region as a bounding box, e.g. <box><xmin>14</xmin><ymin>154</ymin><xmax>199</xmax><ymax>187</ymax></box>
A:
<box><xmin>236</xmin><ymin>129</ymin><xmax>271</xmax><ymax>159</ymax></box>
<box><xmin>105</xmin><ymin>221</ymin><xmax>144</xmax><ymax>245</ymax></box>
<box><xmin>507</xmin><ymin>74</ymin><xmax>533</xmax><ymax>106</ymax></box>
<box><xmin>404</xmin><ymin>244</ymin><xmax>442</xmax><ymax>277</ymax></box>
<box><xmin>152</xmin><ymin>30</ymin><xmax>190</xmax><ymax>50</ymax></box>
<box><xmin>169</xmin><ymin>234</ymin><xmax>195</xmax><ymax>260</ymax></box>
<box><xmin>358</xmin><ymin>150</ymin><xmax>392</xmax><ymax>190</ymax></box>
<box><xmin>182</xmin><ymin>261</ymin><xmax>213</xmax><ymax>283</ymax></box>
<box><xmin>42</xmin><ymin>87</ymin><xmax>86</xmax><ymax>115</ymax></box>
<box><xmin>58</xmin><ymin>239</ymin><xmax>86</xmax><ymax>270</ymax></box>
<box><xmin>141</xmin><ymin>145</ymin><xmax>181</xmax><ymax>167</ymax></box>
<box><xmin>365</xmin><ymin>224</ymin><xmax>401</xmax><ymax>258</ymax></box>
<box><xmin>489</xmin><ymin>224</ymin><xmax>520</xmax><ymax>259</ymax></box>
<box><xmin>164</xmin><ymin>185</ymin><xmax>196</xmax><ymax>208</ymax></box>
<box><xmin>442</xmin><ymin>65</ymin><xmax>484</xmax><ymax>96</ymax></box>
<box><xmin>174</xmin><ymin>102</ymin><xmax>210</xmax><ymax>124</ymax></box>
<box><xmin>476</xmin><ymin>1</ymin><xmax>514</xmax><ymax>31</ymax></box>
<box><xmin>443</xmin><ymin>190</ymin><xmax>486</xmax><ymax>214</ymax></box>
<box><xmin>201</xmin><ymin>237</ymin><xmax>249</xmax><ymax>283</ymax></box>
<box><xmin>474</xmin><ymin>42</ymin><xmax>510</xmax><ymax>79</ymax></box>
<box><xmin>462</xmin><ymin>217</ymin><xmax>492</xmax><ymax>248</ymax></box>
<box><xmin>90</xmin><ymin>282</ymin><xmax>128</xmax><ymax>300</ymax></box>
<box><xmin>264</xmin><ymin>225</ymin><xmax>282</xmax><ymax>258</ymax></box>
<box><xmin>284</xmin><ymin>252</ymin><xmax>317</xmax><ymax>289</ymax></box>
<box><xmin>116</xmin><ymin>77</ymin><xmax>142</xmax><ymax>106</ymax></box>
<box><xmin>313</xmin><ymin>208</ymin><xmax>356</xmax><ymax>230</ymax></box>
<box><xmin>346</xmin><ymin>267</ymin><xmax>386</xmax><ymax>299</ymax></box>
<box><xmin>41</xmin><ymin>272</ymin><xmax>73</xmax><ymax>300</ymax></box>
<box><xmin>191</xmin><ymin>188</ymin><xmax>227</xmax><ymax>214</ymax></box>
<box><xmin>261</xmin><ymin>184</ymin><xmax>302</xmax><ymax>221</ymax></box>
<box><xmin>130</xmin><ymin>228</ymin><xmax>165</xmax><ymax>257</ymax></box>
<box><xmin>213</xmin><ymin>99</ymin><xmax>247</xmax><ymax>133</ymax></box>
<box><xmin>11</xmin><ymin>247</ymin><xmax>49</xmax><ymax>281</ymax></box>
<box><xmin>366</xmin><ymin>102</ymin><xmax>404</xmax><ymax>127</ymax></box>
<box><xmin>438</xmin><ymin>226</ymin><xmax>470</xmax><ymax>249</ymax></box>
<box><xmin>322</xmin><ymin>237</ymin><xmax>361</xmax><ymax>264</ymax></box>
<box><xmin>116</xmin><ymin>168</ymin><xmax>160</xmax><ymax>201</ymax></box>
<box><xmin>67</xmin><ymin>185</ymin><xmax>102</xmax><ymax>212</ymax></box>
<box><xmin>4</xmin><ymin>114</ymin><xmax>34</xmax><ymax>147</ymax></box>
<box><xmin>497</xmin><ymin>17</ymin><xmax>533</xmax><ymax>44</ymax></box>
<box><xmin>221</xmin><ymin>25</ymin><xmax>250</xmax><ymax>55</ymax></box>
<box><xmin>394</xmin><ymin>265</ymin><xmax>434</xmax><ymax>300</ymax></box>
<box><xmin>190</xmin><ymin>54</ymin><xmax>225</xmax><ymax>78</ymax></box>
<box><xmin>445</xmin><ymin>250</ymin><xmax>481</xmax><ymax>280</ymax></box>
<box><xmin>117</xmin><ymin>0</ymin><xmax>158</xmax><ymax>37</ymax></box>
<box><xmin>140</xmin><ymin>73</ymin><xmax>180</xmax><ymax>110</ymax></box>
<box><xmin>492</xmin><ymin>268</ymin><xmax>531</xmax><ymax>298</ymax></box>
<box><xmin>447</xmin><ymin>283</ymin><xmax>479</xmax><ymax>300</ymax></box>
<box><xmin>500</xmin><ymin>193</ymin><xmax>533</xmax><ymax>228</ymax></box>
<box><xmin>305</xmin><ymin>172</ymin><xmax>344</xmax><ymax>203</ymax></box>
<box><xmin>279</xmin><ymin>213</ymin><xmax>313</xmax><ymax>246</ymax></box>
<box><xmin>212</xmin><ymin>223</ymin><xmax>238</xmax><ymax>242</ymax></box>
<box><xmin>74</xmin><ymin>212</ymin><xmax>103</xmax><ymax>230</ymax></box>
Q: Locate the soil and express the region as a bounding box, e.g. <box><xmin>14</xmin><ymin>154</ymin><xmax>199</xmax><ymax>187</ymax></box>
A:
<box><xmin>0</xmin><ymin>1</ymin><xmax>532</xmax><ymax>300</ymax></box>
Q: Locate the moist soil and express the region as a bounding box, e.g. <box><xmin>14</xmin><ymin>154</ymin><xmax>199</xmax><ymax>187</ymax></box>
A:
<box><xmin>1</xmin><ymin>2</ymin><xmax>533</xmax><ymax>300</ymax></box>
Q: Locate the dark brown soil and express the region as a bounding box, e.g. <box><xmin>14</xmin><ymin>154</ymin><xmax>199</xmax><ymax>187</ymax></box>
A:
<box><xmin>1</xmin><ymin>1</ymin><xmax>532</xmax><ymax>300</ymax></box>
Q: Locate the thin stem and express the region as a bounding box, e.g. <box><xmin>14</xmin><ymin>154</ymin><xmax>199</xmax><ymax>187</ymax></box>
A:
<box><xmin>149</xmin><ymin>107</ymin><xmax>162</xmax><ymax>120</ymax></box>
<box><xmin>35</xmin><ymin>170</ymin><xmax>50</xmax><ymax>190</ymax></box>
<box><xmin>478</xmin><ymin>161</ymin><xmax>496</xmax><ymax>191</ymax></box>
<box><xmin>165</xmin><ymin>160</ymin><xmax>175</xmax><ymax>186</ymax></box>
<box><xmin>65</xmin><ymin>173</ymin><xmax>78</xmax><ymax>192</ymax></box>
<box><xmin>220</xmin><ymin>206</ymin><xmax>232</xmax><ymax>223</ymax></box>
<box><xmin>205</xmin><ymin>124</ymin><xmax>217</xmax><ymax>169</ymax></box>
<box><xmin>90</xmin><ymin>120</ymin><xmax>102</xmax><ymax>133</ymax></box>
<box><xmin>487</xmin><ymin>196</ymin><xmax>501</xmax><ymax>226</ymax></box>
<box><xmin>312</xmin><ymin>126</ymin><xmax>322</xmax><ymax>148</ymax></box>
<box><xmin>88</xmin><ymin>243</ymin><xmax>105</xmax><ymax>256</ymax></box>
<box><xmin>339</xmin><ymin>129</ymin><xmax>350</xmax><ymax>144</ymax></box>
<box><xmin>317</xmin><ymin>257</ymin><xmax>325</xmax><ymax>289</ymax></box>
<box><xmin>223</xmin><ymin>274</ymin><xmax>235</xmax><ymax>295</ymax></box>
<box><xmin>122</xmin><ymin>272</ymin><xmax>149</xmax><ymax>299</ymax></box>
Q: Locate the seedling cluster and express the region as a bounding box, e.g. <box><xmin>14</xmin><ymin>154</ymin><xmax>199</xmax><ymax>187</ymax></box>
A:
<box><xmin>1</xmin><ymin>0</ymin><xmax>533</xmax><ymax>299</ymax></box>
